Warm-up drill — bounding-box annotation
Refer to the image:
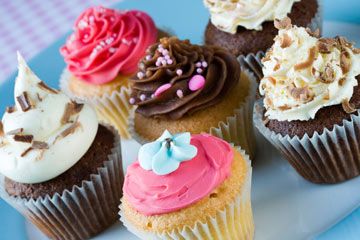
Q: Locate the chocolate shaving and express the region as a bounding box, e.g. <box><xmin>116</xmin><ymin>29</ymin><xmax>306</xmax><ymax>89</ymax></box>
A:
<box><xmin>6</xmin><ymin>128</ymin><xmax>23</xmax><ymax>135</ymax></box>
<box><xmin>336</xmin><ymin>36</ymin><xmax>352</xmax><ymax>49</ymax></box>
<box><xmin>342</xmin><ymin>99</ymin><xmax>356</xmax><ymax>114</ymax></box>
<box><xmin>319</xmin><ymin>64</ymin><xmax>336</xmax><ymax>83</ymax></box>
<box><xmin>287</xmin><ymin>86</ymin><xmax>314</xmax><ymax>103</ymax></box>
<box><xmin>278</xmin><ymin>105</ymin><xmax>291</xmax><ymax>111</ymax></box>
<box><xmin>14</xmin><ymin>134</ymin><xmax>33</xmax><ymax>143</ymax></box>
<box><xmin>21</xmin><ymin>147</ymin><xmax>33</xmax><ymax>157</ymax></box>
<box><xmin>36</xmin><ymin>93</ymin><xmax>43</xmax><ymax>102</ymax></box>
<box><xmin>294</xmin><ymin>46</ymin><xmax>317</xmax><ymax>71</ymax></box>
<box><xmin>267</xmin><ymin>77</ymin><xmax>277</xmax><ymax>85</ymax></box>
<box><xmin>323</xmin><ymin>90</ymin><xmax>330</xmax><ymax>100</ymax></box>
<box><xmin>274</xmin><ymin>17</ymin><xmax>291</xmax><ymax>30</ymax></box>
<box><xmin>273</xmin><ymin>63</ymin><xmax>280</xmax><ymax>71</ymax></box>
<box><xmin>6</xmin><ymin>106</ymin><xmax>15</xmax><ymax>114</ymax></box>
<box><xmin>0</xmin><ymin>121</ymin><xmax>3</xmax><ymax>137</ymax></box>
<box><xmin>340</xmin><ymin>50</ymin><xmax>351</xmax><ymax>74</ymax></box>
<box><xmin>353</xmin><ymin>48</ymin><xmax>360</xmax><ymax>54</ymax></box>
<box><xmin>31</xmin><ymin>141</ymin><xmax>49</xmax><ymax>149</ymax></box>
<box><xmin>317</xmin><ymin>38</ymin><xmax>336</xmax><ymax>54</ymax></box>
<box><xmin>60</xmin><ymin>122</ymin><xmax>82</xmax><ymax>138</ymax></box>
<box><xmin>61</xmin><ymin>101</ymin><xmax>84</xmax><ymax>124</ymax></box>
<box><xmin>263</xmin><ymin>117</ymin><xmax>270</xmax><ymax>126</ymax></box>
<box><xmin>38</xmin><ymin>81</ymin><xmax>58</xmax><ymax>94</ymax></box>
<box><xmin>306</xmin><ymin>28</ymin><xmax>320</xmax><ymax>38</ymax></box>
<box><xmin>339</xmin><ymin>77</ymin><xmax>346</xmax><ymax>86</ymax></box>
<box><xmin>16</xmin><ymin>92</ymin><xmax>32</xmax><ymax>112</ymax></box>
<box><xmin>280</xmin><ymin>33</ymin><xmax>292</xmax><ymax>48</ymax></box>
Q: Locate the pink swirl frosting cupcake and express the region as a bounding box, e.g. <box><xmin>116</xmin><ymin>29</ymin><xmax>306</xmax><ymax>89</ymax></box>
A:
<box><xmin>124</xmin><ymin>133</ymin><xmax>233</xmax><ymax>215</ymax></box>
<box><xmin>60</xmin><ymin>6</ymin><xmax>157</xmax><ymax>85</ymax></box>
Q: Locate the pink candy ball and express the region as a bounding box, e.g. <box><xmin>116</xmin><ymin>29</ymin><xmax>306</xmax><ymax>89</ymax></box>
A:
<box><xmin>188</xmin><ymin>75</ymin><xmax>205</xmax><ymax>91</ymax></box>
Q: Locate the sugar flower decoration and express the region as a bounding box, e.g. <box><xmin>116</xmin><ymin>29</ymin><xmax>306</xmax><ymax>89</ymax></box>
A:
<box><xmin>138</xmin><ymin>130</ymin><xmax>198</xmax><ymax>175</ymax></box>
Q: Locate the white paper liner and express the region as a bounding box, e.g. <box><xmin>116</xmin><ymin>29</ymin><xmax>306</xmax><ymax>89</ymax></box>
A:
<box><xmin>128</xmin><ymin>64</ymin><xmax>257</xmax><ymax>159</ymax></box>
<box><xmin>0</xmin><ymin>125</ymin><xmax>124</xmax><ymax>239</ymax></box>
<box><xmin>60</xmin><ymin>69</ymin><xmax>134</xmax><ymax>139</ymax></box>
<box><xmin>119</xmin><ymin>147</ymin><xmax>254</xmax><ymax>240</ymax></box>
<box><xmin>254</xmin><ymin>100</ymin><xmax>360</xmax><ymax>184</ymax></box>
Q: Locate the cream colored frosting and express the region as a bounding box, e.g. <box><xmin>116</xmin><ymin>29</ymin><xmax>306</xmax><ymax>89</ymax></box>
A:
<box><xmin>204</xmin><ymin>0</ymin><xmax>300</xmax><ymax>33</ymax></box>
<box><xmin>259</xmin><ymin>25</ymin><xmax>360</xmax><ymax>121</ymax></box>
<box><xmin>0</xmin><ymin>53</ymin><xmax>98</xmax><ymax>184</ymax></box>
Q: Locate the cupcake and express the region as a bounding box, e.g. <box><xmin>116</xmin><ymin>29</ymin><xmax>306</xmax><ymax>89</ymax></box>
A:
<box><xmin>203</xmin><ymin>0</ymin><xmax>322</xmax><ymax>57</ymax></box>
<box><xmin>60</xmin><ymin>6</ymin><xmax>168</xmax><ymax>138</ymax></box>
<box><xmin>254</xmin><ymin>21</ymin><xmax>360</xmax><ymax>184</ymax></box>
<box><xmin>120</xmin><ymin>130</ymin><xmax>253</xmax><ymax>239</ymax></box>
<box><xmin>129</xmin><ymin>37</ymin><xmax>257</xmax><ymax>158</ymax></box>
<box><xmin>0</xmin><ymin>53</ymin><xmax>123</xmax><ymax>239</ymax></box>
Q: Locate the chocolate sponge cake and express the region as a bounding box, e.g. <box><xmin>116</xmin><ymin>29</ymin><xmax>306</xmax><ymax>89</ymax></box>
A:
<box><xmin>204</xmin><ymin>0</ymin><xmax>319</xmax><ymax>56</ymax></box>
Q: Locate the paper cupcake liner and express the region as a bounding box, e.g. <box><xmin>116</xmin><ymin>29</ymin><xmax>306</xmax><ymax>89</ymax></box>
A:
<box><xmin>60</xmin><ymin>69</ymin><xmax>134</xmax><ymax>139</ymax></box>
<box><xmin>0</xmin><ymin>125</ymin><xmax>124</xmax><ymax>239</ymax></box>
<box><xmin>254</xmin><ymin>100</ymin><xmax>360</xmax><ymax>184</ymax></box>
<box><xmin>119</xmin><ymin>147</ymin><xmax>254</xmax><ymax>240</ymax></box>
<box><xmin>129</xmin><ymin>66</ymin><xmax>257</xmax><ymax>159</ymax></box>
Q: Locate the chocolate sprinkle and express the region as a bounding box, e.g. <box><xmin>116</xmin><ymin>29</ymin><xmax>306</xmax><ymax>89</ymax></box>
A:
<box><xmin>16</xmin><ymin>92</ymin><xmax>32</xmax><ymax>112</ymax></box>
<box><xmin>13</xmin><ymin>134</ymin><xmax>33</xmax><ymax>143</ymax></box>
<box><xmin>21</xmin><ymin>147</ymin><xmax>32</xmax><ymax>157</ymax></box>
<box><xmin>6</xmin><ymin>128</ymin><xmax>23</xmax><ymax>135</ymax></box>
<box><xmin>6</xmin><ymin>106</ymin><xmax>15</xmax><ymax>114</ymax></box>
<box><xmin>31</xmin><ymin>141</ymin><xmax>49</xmax><ymax>149</ymax></box>
<box><xmin>38</xmin><ymin>81</ymin><xmax>58</xmax><ymax>94</ymax></box>
<box><xmin>61</xmin><ymin>101</ymin><xmax>84</xmax><ymax>124</ymax></box>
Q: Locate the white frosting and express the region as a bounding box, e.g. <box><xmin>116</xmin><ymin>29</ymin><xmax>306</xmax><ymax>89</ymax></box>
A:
<box><xmin>204</xmin><ymin>0</ymin><xmax>300</xmax><ymax>33</ymax></box>
<box><xmin>0</xmin><ymin>53</ymin><xmax>98</xmax><ymax>184</ymax></box>
<box><xmin>259</xmin><ymin>26</ymin><xmax>360</xmax><ymax>121</ymax></box>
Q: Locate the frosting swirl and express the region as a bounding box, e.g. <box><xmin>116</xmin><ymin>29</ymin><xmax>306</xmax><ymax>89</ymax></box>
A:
<box><xmin>129</xmin><ymin>37</ymin><xmax>240</xmax><ymax>120</ymax></box>
<box><xmin>123</xmin><ymin>133</ymin><xmax>233</xmax><ymax>216</ymax></box>
<box><xmin>0</xmin><ymin>53</ymin><xmax>98</xmax><ymax>184</ymax></box>
<box><xmin>60</xmin><ymin>6</ymin><xmax>157</xmax><ymax>85</ymax></box>
<box><xmin>259</xmin><ymin>23</ymin><xmax>360</xmax><ymax>121</ymax></box>
<box><xmin>204</xmin><ymin>0</ymin><xmax>300</xmax><ymax>33</ymax></box>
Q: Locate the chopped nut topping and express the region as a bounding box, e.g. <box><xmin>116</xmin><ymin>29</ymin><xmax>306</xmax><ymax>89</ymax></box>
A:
<box><xmin>16</xmin><ymin>92</ymin><xmax>32</xmax><ymax>112</ymax></box>
<box><xmin>287</xmin><ymin>86</ymin><xmax>314</xmax><ymax>103</ymax></box>
<box><xmin>342</xmin><ymin>99</ymin><xmax>356</xmax><ymax>114</ymax></box>
<box><xmin>6</xmin><ymin>128</ymin><xmax>23</xmax><ymax>135</ymax></box>
<box><xmin>274</xmin><ymin>17</ymin><xmax>292</xmax><ymax>30</ymax></box>
<box><xmin>317</xmin><ymin>38</ymin><xmax>336</xmax><ymax>54</ymax></box>
<box><xmin>280</xmin><ymin>33</ymin><xmax>292</xmax><ymax>48</ymax></box>
<box><xmin>319</xmin><ymin>64</ymin><xmax>336</xmax><ymax>83</ymax></box>
<box><xmin>340</xmin><ymin>50</ymin><xmax>351</xmax><ymax>74</ymax></box>
<box><xmin>13</xmin><ymin>134</ymin><xmax>33</xmax><ymax>143</ymax></box>
<box><xmin>61</xmin><ymin>101</ymin><xmax>84</xmax><ymax>124</ymax></box>
<box><xmin>38</xmin><ymin>81</ymin><xmax>59</xmax><ymax>94</ymax></box>
<box><xmin>32</xmin><ymin>141</ymin><xmax>49</xmax><ymax>149</ymax></box>
<box><xmin>6</xmin><ymin>106</ymin><xmax>15</xmax><ymax>114</ymax></box>
<box><xmin>294</xmin><ymin>46</ymin><xmax>317</xmax><ymax>71</ymax></box>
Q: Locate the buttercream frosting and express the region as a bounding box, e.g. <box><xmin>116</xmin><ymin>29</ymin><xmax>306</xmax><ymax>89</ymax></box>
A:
<box><xmin>204</xmin><ymin>0</ymin><xmax>300</xmax><ymax>33</ymax></box>
<box><xmin>123</xmin><ymin>133</ymin><xmax>233</xmax><ymax>216</ymax></box>
<box><xmin>259</xmin><ymin>23</ymin><xmax>360</xmax><ymax>121</ymax></box>
<box><xmin>0</xmin><ymin>53</ymin><xmax>98</xmax><ymax>184</ymax></box>
<box><xmin>60</xmin><ymin>6</ymin><xmax>157</xmax><ymax>85</ymax></box>
<box><xmin>129</xmin><ymin>37</ymin><xmax>240</xmax><ymax>120</ymax></box>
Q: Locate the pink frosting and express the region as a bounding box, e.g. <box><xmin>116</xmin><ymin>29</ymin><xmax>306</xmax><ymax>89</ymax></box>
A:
<box><xmin>123</xmin><ymin>134</ymin><xmax>234</xmax><ymax>216</ymax></box>
<box><xmin>60</xmin><ymin>6</ymin><xmax>157</xmax><ymax>85</ymax></box>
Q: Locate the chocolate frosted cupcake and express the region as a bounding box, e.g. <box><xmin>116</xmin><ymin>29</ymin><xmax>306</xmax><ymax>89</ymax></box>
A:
<box><xmin>203</xmin><ymin>0</ymin><xmax>322</xmax><ymax>56</ymax></box>
<box><xmin>128</xmin><ymin>37</ymin><xmax>256</xmax><ymax>157</ymax></box>
<box><xmin>254</xmin><ymin>22</ymin><xmax>360</xmax><ymax>183</ymax></box>
<box><xmin>60</xmin><ymin>6</ymin><xmax>168</xmax><ymax>138</ymax></box>
<box><xmin>120</xmin><ymin>130</ymin><xmax>253</xmax><ymax>239</ymax></box>
<box><xmin>0</xmin><ymin>53</ymin><xmax>123</xmax><ymax>239</ymax></box>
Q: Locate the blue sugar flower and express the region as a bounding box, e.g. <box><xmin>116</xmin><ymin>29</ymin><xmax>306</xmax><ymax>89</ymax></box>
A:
<box><xmin>138</xmin><ymin>130</ymin><xmax>198</xmax><ymax>175</ymax></box>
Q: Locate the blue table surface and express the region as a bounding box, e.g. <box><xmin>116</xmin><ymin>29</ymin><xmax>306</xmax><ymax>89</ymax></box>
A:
<box><xmin>1</xmin><ymin>0</ymin><xmax>360</xmax><ymax>239</ymax></box>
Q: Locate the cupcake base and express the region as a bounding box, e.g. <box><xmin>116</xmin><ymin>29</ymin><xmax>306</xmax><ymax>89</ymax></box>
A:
<box><xmin>130</xmin><ymin>69</ymin><xmax>257</xmax><ymax>159</ymax></box>
<box><xmin>254</xmin><ymin>100</ymin><xmax>360</xmax><ymax>184</ymax></box>
<box><xmin>120</xmin><ymin>147</ymin><xmax>254</xmax><ymax>240</ymax></box>
<box><xmin>204</xmin><ymin>0</ymin><xmax>321</xmax><ymax>56</ymax></box>
<box><xmin>0</xmin><ymin>125</ymin><xmax>123</xmax><ymax>239</ymax></box>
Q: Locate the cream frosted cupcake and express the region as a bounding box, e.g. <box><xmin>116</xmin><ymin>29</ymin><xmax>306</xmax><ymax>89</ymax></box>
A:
<box><xmin>60</xmin><ymin>6</ymin><xmax>167</xmax><ymax>138</ymax></box>
<box><xmin>0</xmin><ymin>53</ymin><xmax>123</xmax><ymax>239</ymax></box>
<box><xmin>203</xmin><ymin>0</ymin><xmax>322</xmax><ymax>57</ymax></box>
<box><xmin>128</xmin><ymin>37</ymin><xmax>257</xmax><ymax>158</ymax></box>
<box><xmin>254</xmin><ymin>21</ymin><xmax>360</xmax><ymax>183</ymax></box>
<box><xmin>120</xmin><ymin>130</ymin><xmax>253</xmax><ymax>239</ymax></box>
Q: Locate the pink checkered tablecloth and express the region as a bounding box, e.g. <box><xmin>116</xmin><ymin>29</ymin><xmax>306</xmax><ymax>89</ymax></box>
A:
<box><xmin>0</xmin><ymin>0</ymin><xmax>121</xmax><ymax>84</ymax></box>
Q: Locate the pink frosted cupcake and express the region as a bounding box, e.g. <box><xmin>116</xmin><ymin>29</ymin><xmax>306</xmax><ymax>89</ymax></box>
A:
<box><xmin>60</xmin><ymin>6</ymin><xmax>168</xmax><ymax>137</ymax></box>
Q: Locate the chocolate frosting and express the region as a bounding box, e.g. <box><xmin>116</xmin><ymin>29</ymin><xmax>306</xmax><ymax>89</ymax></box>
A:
<box><xmin>129</xmin><ymin>37</ymin><xmax>240</xmax><ymax>120</ymax></box>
